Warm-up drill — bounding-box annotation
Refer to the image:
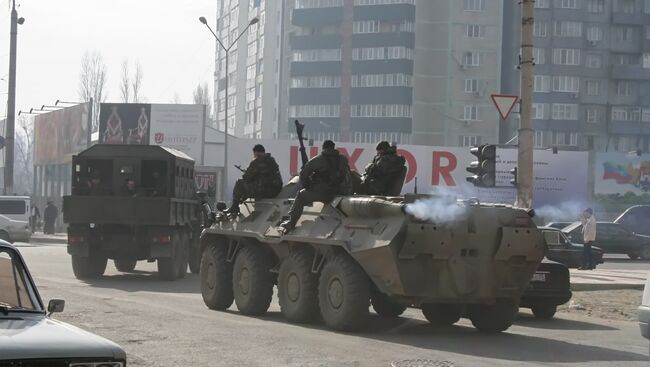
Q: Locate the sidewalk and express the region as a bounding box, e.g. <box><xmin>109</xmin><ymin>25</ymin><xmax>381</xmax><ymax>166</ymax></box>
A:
<box><xmin>570</xmin><ymin>268</ymin><xmax>648</xmax><ymax>291</ymax></box>
<box><xmin>30</xmin><ymin>233</ymin><xmax>67</xmax><ymax>245</ymax></box>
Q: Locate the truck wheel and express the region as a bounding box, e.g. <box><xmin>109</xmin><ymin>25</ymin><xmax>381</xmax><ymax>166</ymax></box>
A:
<box><xmin>531</xmin><ymin>304</ymin><xmax>557</xmax><ymax>319</ymax></box>
<box><xmin>114</xmin><ymin>259</ymin><xmax>137</xmax><ymax>272</ymax></box>
<box><xmin>371</xmin><ymin>291</ymin><xmax>407</xmax><ymax>318</ymax></box>
<box><xmin>278</xmin><ymin>250</ymin><xmax>320</xmax><ymax>323</ymax></box>
<box><xmin>232</xmin><ymin>245</ymin><xmax>274</xmax><ymax>316</ymax></box>
<box><xmin>200</xmin><ymin>244</ymin><xmax>233</xmax><ymax>310</ymax></box>
<box><xmin>318</xmin><ymin>254</ymin><xmax>370</xmax><ymax>331</ymax></box>
<box><xmin>189</xmin><ymin>247</ymin><xmax>201</xmax><ymax>274</ymax></box>
<box><xmin>158</xmin><ymin>232</ymin><xmax>188</xmax><ymax>281</ymax></box>
<box><xmin>71</xmin><ymin>254</ymin><xmax>107</xmax><ymax>279</ymax></box>
<box><xmin>421</xmin><ymin>304</ymin><xmax>463</xmax><ymax>326</ymax></box>
<box><xmin>469</xmin><ymin>298</ymin><xmax>518</xmax><ymax>333</ymax></box>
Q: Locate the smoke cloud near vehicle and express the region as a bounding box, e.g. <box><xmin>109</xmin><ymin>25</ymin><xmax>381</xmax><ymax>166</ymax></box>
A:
<box><xmin>405</xmin><ymin>188</ymin><xmax>468</xmax><ymax>223</ymax></box>
<box><xmin>535</xmin><ymin>201</ymin><xmax>586</xmax><ymax>222</ymax></box>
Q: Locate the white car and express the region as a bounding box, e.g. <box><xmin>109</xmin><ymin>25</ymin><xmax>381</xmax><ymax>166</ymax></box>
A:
<box><xmin>0</xmin><ymin>214</ymin><xmax>31</xmax><ymax>243</ymax></box>
<box><xmin>639</xmin><ymin>275</ymin><xmax>650</xmax><ymax>357</ymax></box>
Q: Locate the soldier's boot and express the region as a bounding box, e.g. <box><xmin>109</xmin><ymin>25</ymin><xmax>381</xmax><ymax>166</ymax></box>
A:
<box><xmin>224</xmin><ymin>202</ymin><xmax>240</xmax><ymax>215</ymax></box>
<box><xmin>278</xmin><ymin>219</ymin><xmax>295</xmax><ymax>234</ymax></box>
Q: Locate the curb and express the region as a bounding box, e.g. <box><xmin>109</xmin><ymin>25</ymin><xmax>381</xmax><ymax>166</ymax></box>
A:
<box><xmin>571</xmin><ymin>283</ymin><xmax>645</xmax><ymax>291</ymax></box>
<box><xmin>29</xmin><ymin>236</ymin><xmax>68</xmax><ymax>245</ymax></box>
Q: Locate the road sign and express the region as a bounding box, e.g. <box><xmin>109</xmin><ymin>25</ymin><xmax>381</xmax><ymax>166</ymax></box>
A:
<box><xmin>491</xmin><ymin>94</ymin><xmax>519</xmax><ymax>121</ymax></box>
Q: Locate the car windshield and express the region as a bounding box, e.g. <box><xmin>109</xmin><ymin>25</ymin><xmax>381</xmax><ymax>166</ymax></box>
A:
<box><xmin>0</xmin><ymin>249</ymin><xmax>41</xmax><ymax>312</ymax></box>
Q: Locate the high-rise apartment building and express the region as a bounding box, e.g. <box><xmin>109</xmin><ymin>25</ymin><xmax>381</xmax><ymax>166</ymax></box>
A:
<box><xmin>502</xmin><ymin>0</ymin><xmax>650</xmax><ymax>152</ymax></box>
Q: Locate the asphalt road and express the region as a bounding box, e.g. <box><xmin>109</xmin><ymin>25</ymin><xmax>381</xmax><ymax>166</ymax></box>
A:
<box><xmin>600</xmin><ymin>254</ymin><xmax>650</xmax><ymax>270</ymax></box>
<box><xmin>13</xmin><ymin>241</ymin><xmax>650</xmax><ymax>367</ymax></box>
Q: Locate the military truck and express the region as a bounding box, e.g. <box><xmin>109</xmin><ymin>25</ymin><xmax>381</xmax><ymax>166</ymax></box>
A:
<box><xmin>198</xmin><ymin>126</ymin><xmax>545</xmax><ymax>333</ymax></box>
<box><xmin>64</xmin><ymin>144</ymin><xmax>203</xmax><ymax>280</ymax></box>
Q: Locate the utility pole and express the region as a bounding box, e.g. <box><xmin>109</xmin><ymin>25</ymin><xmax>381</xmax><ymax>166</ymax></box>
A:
<box><xmin>516</xmin><ymin>0</ymin><xmax>535</xmax><ymax>209</ymax></box>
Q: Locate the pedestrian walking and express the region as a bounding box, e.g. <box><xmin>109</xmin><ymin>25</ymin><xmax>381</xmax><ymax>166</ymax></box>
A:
<box><xmin>30</xmin><ymin>204</ymin><xmax>41</xmax><ymax>233</ymax></box>
<box><xmin>43</xmin><ymin>201</ymin><xmax>58</xmax><ymax>235</ymax></box>
<box><xmin>580</xmin><ymin>208</ymin><xmax>597</xmax><ymax>270</ymax></box>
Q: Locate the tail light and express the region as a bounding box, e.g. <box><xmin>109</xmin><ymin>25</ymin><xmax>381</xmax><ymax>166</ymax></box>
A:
<box><xmin>69</xmin><ymin>235</ymin><xmax>84</xmax><ymax>244</ymax></box>
<box><xmin>152</xmin><ymin>235</ymin><xmax>171</xmax><ymax>243</ymax></box>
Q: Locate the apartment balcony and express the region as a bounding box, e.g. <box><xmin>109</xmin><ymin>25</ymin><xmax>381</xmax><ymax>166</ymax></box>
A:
<box><xmin>612</xmin><ymin>12</ymin><xmax>650</xmax><ymax>25</ymax></box>
<box><xmin>611</xmin><ymin>65</ymin><xmax>650</xmax><ymax>80</ymax></box>
<box><xmin>290</xmin><ymin>34</ymin><xmax>342</xmax><ymax>50</ymax></box>
<box><xmin>608</xmin><ymin>121</ymin><xmax>650</xmax><ymax>135</ymax></box>
<box><xmin>293</xmin><ymin>7</ymin><xmax>343</xmax><ymax>27</ymax></box>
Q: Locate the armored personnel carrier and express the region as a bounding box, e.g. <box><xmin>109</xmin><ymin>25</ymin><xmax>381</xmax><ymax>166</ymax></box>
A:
<box><xmin>199</xmin><ymin>124</ymin><xmax>545</xmax><ymax>333</ymax></box>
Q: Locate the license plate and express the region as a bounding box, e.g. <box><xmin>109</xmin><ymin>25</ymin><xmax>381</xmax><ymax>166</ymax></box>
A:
<box><xmin>532</xmin><ymin>272</ymin><xmax>547</xmax><ymax>282</ymax></box>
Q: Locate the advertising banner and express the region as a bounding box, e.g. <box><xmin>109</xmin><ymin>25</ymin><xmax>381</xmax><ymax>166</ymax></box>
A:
<box><xmin>227</xmin><ymin>139</ymin><xmax>589</xmax><ymax>208</ymax></box>
<box><xmin>34</xmin><ymin>103</ymin><xmax>89</xmax><ymax>165</ymax></box>
<box><xmin>149</xmin><ymin>104</ymin><xmax>205</xmax><ymax>163</ymax></box>
<box><xmin>594</xmin><ymin>152</ymin><xmax>650</xmax><ymax>195</ymax></box>
<box><xmin>195</xmin><ymin>166</ymin><xmax>218</xmax><ymax>199</ymax></box>
<box><xmin>98</xmin><ymin>103</ymin><xmax>151</xmax><ymax>145</ymax></box>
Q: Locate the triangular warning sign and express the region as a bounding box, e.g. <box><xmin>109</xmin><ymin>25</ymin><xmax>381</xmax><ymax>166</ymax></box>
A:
<box><xmin>491</xmin><ymin>94</ymin><xmax>519</xmax><ymax>121</ymax></box>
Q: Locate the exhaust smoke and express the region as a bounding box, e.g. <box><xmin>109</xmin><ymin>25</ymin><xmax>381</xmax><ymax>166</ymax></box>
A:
<box><xmin>405</xmin><ymin>188</ymin><xmax>467</xmax><ymax>223</ymax></box>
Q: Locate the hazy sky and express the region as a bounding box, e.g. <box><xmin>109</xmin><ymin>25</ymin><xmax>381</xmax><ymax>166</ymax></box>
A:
<box><xmin>0</xmin><ymin>0</ymin><xmax>216</xmax><ymax>118</ymax></box>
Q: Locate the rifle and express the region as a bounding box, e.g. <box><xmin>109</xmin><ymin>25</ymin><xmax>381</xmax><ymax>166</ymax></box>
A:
<box><xmin>294</xmin><ymin>120</ymin><xmax>309</xmax><ymax>169</ymax></box>
<box><xmin>234</xmin><ymin>164</ymin><xmax>246</xmax><ymax>173</ymax></box>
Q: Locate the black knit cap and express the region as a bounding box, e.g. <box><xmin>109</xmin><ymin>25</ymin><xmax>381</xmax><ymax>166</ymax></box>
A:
<box><xmin>376</xmin><ymin>141</ymin><xmax>391</xmax><ymax>151</ymax></box>
<box><xmin>322</xmin><ymin>140</ymin><xmax>335</xmax><ymax>150</ymax></box>
<box><xmin>252</xmin><ymin>144</ymin><xmax>265</xmax><ymax>153</ymax></box>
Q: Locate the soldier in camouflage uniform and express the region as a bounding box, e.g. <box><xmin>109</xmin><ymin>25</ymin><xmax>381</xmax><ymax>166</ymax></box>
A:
<box><xmin>227</xmin><ymin>144</ymin><xmax>283</xmax><ymax>214</ymax></box>
<box><xmin>280</xmin><ymin>140</ymin><xmax>352</xmax><ymax>233</ymax></box>
<box><xmin>358</xmin><ymin>141</ymin><xmax>406</xmax><ymax>196</ymax></box>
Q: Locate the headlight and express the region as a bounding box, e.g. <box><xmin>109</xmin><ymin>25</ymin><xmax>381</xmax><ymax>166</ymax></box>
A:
<box><xmin>70</xmin><ymin>363</ymin><xmax>124</xmax><ymax>367</ymax></box>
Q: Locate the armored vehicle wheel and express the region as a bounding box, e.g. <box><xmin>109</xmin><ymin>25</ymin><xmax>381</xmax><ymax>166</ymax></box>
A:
<box><xmin>318</xmin><ymin>254</ymin><xmax>370</xmax><ymax>331</ymax></box>
<box><xmin>189</xmin><ymin>246</ymin><xmax>201</xmax><ymax>274</ymax></box>
<box><xmin>232</xmin><ymin>245</ymin><xmax>274</xmax><ymax>316</ymax></box>
<box><xmin>371</xmin><ymin>291</ymin><xmax>407</xmax><ymax>318</ymax></box>
<box><xmin>469</xmin><ymin>298</ymin><xmax>518</xmax><ymax>333</ymax></box>
<box><xmin>201</xmin><ymin>244</ymin><xmax>234</xmax><ymax>310</ymax></box>
<box><xmin>531</xmin><ymin>304</ymin><xmax>557</xmax><ymax>319</ymax></box>
<box><xmin>158</xmin><ymin>232</ymin><xmax>189</xmax><ymax>281</ymax></box>
<box><xmin>114</xmin><ymin>259</ymin><xmax>137</xmax><ymax>272</ymax></box>
<box><xmin>278</xmin><ymin>251</ymin><xmax>320</xmax><ymax>323</ymax></box>
<box><xmin>421</xmin><ymin>304</ymin><xmax>463</xmax><ymax>326</ymax></box>
<box><xmin>71</xmin><ymin>253</ymin><xmax>107</xmax><ymax>279</ymax></box>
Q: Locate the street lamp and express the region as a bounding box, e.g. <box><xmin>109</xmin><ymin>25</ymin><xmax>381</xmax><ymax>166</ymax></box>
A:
<box><xmin>199</xmin><ymin>15</ymin><xmax>258</xmax><ymax>201</ymax></box>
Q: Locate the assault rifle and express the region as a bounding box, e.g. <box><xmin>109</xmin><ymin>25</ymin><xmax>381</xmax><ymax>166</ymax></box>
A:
<box><xmin>294</xmin><ymin>120</ymin><xmax>309</xmax><ymax>169</ymax></box>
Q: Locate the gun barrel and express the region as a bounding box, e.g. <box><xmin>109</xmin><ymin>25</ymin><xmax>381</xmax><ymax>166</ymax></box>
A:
<box><xmin>338</xmin><ymin>197</ymin><xmax>405</xmax><ymax>218</ymax></box>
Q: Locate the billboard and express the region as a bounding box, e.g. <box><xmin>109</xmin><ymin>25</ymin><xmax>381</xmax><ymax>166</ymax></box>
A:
<box><xmin>34</xmin><ymin>103</ymin><xmax>89</xmax><ymax>165</ymax></box>
<box><xmin>594</xmin><ymin>152</ymin><xmax>650</xmax><ymax>195</ymax></box>
<box><xmin>227</xmin><ymin>139</ymin><xmax>589</xmax><ymax>208</ymax></box>
<box><xmin>195</xmin><ymin>166</ymin><xmax>218</xmax><ymax>199</ymax></box>
<box><xmin>99</xmin><ymin>103</ymin><xmax>151</xmax><ymax>145</ymax></box>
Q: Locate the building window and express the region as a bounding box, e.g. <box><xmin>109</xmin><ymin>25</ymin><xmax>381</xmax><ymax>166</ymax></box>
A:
<box><xmin>646</xmin><ymin>26</ymin><xmax>650</xmax><ymax>40</ymax></box>
<box><xmin>289</xmin><ymin>105</ymin><xmax>340</xmax><ymax>117</ymax></box>
<box><xmin>354</xmin><ymin>0</ymin><xmax>415</xmax><ymax>4</ymax></box>
<box><xmin>296</xmin><ymin>0</ymin><xmax>343</xmax><ymax>8</ymax></box>
<box><xmin>615</xmin><ymin>27</ymin><xmax>635</xmax><ymax>42</ymax></box>
<box><xmin>291</xmin><ymin>76</ymin><xmax>342</xmax><ymax>88</ymax></box>
<box><xmin>533</xmin><ymin>48</ymin><xmax>545</xmax><ymax>64</ymax></box>
<box><xmin>552</xmin><ymin>104</ymin><xmax>579</xmax><ymax>120</ymax></box>
<box><xmin>351</xmin><ymin>104</ymin><xmax>412</xmax><ymax>118</ymax></box>
<box><xmin>586</xmin><ymin>107</ymin><xmax>601</xmax><ymax>123</ymax></box>
<box><xmin>460</xmin><ymin>135</ymin><xmax>480</xmax><ymax>147</ymax></box>
<box><xmin>553</xmin><ymin>48</ymin><xmax>580</xmax><ymax>65</ymax></box>
<box><xmin>560</xmin><ymin>0</ymin><xmax>578</xmax><ymax>9</ymax></box>
<box><xmin>616</xmin><ymin>81</ymin><xmax>633</xmax><ymax>96</ymax></box>
<box><xmin>464</xmin><ymin>79</ymin><xmax>479</xmax><ymax>93</ymax></box>
<box><xmin>292</xmin><ymin>49</ymin><xmax>342</xmax><ymax>62</ymax></box>
<box><xmin>535</xmin><ymin>130</ymin><xmax>545</xmax><ymax>148</ymax></box>
<box><xmin>352</xmin><ymin>20</ymin><xmax>379</xmax><ymax>34</ymax></box>
<box><xmin>586</xmin><ymin>26</ymin><xmax>603</xmax><ymax>42</ymax></box>
<box><xmin>554</xmin><ymin>21</ymin><xmax>582</xmax><ymax>37</ymax></box>
<box><xmin>586</xmin><ymin>80</ymin><xmax>601</xmax><ymax>96</ymax></box>
<box><xmin>535</xmin><ymin>0</ymin><xmax>550</xmax><ymax>8</ymax></box>
<box><xmin>618</xmin><ymin>0</ymin><xmax>636</xmax><ymax>13</ymax></box>
<box><xmin>351</xmin><ymin>73</ymin><xmax>412</xmax><ymax>87</ymax></box>
<box><xmin>643</xmin><ymin>108</ymin><xmax>650</xmax><ymax>122</ymax></box>
<box><xmin>462</xmin><ymin>105</ymin><xmax>479</xmax><ymax>121</ymax></box>
<box><xmin>352</xmin><ymin>47</ymin><xmax>413</xmax><ymax>60</ymax></box>
<box><xmin>643</xmin><ymin>53</ymin><xmax>650</xmax><ymax>68</ymax></box>
<box><xmin>534</xmin><ymin>22</ymin><xmax>548</xmax><ymax>37</ymax></box>
<box><xmin>552</xmin><ymin>76</ymin><xmax>580</xmax><ymax>93</ymax></box>
<box><xmin>466</xmin><ymin>24</ymin><xmax>486</xmax><ymax>38</ymax></box>
<box><xmin>554</xmin><ymin>132</ymin><xmax>578</xmax><ymax>146</ymax></box>
<box><xmin>534</xmin><ymin>75</ymin><xmax>551</xmax><ymax>92</ymax></box>
<box><xmin>586</xmin><ymin>53</ymin><xmax>602</xmax><ymax>68</ymax></box>
<box><xmin>612</xmin><ymin>107</ymin><xmax>629</xmax><ymax>121</ymax></box>
<box><xmin>587</xmin><ymin>0</ymin><xmax>604</xmax><ymax>12</ymax></box>
<box><xmin>463</xmin><ymin>51</ymin><xmax>481</xmax><ymax>66</ymax></box>
<box><xmin>532</xmin><ymin>103</ymin><xmax>548</xmax><ymax>119</ymax></box>
<box><xmin>463</xmin><ymin>0</ymin><xmax>484</xmax><ymax>11</ymax></box>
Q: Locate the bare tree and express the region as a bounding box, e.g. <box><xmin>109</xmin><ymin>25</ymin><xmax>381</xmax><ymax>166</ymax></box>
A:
<box><xmin>14</xmin><ymin>116</ymin><xmax>34</xmax><ymax>195</ymax></box>
<box><xmin>193</xmin><ymin>82</ymin><xmax>212</xmax><ymax>118</ymax></box>
<box><xmin>120</xmin><ymin>59</ymin><xmax>131</xmax><ymax>103</ymax></box>
<box><xmin>132</xmin><ymin>60</ymin><xmax>144</xmax><ymax>103</ymax></box>
<box><xmin>170</xmin><ymin>92</ymin><xmax>183</xmax><ymax>104</ymax></box>
<box><xmin>78</xmin><ymin>50</ymin><xmax>108</xmax><ymax>132</ymax></box>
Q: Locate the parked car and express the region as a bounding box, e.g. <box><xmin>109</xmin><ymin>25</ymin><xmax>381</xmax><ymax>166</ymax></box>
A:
<box><xmin>544</xmin><ymin>221</ymin><xmax>575</xmax><ymax>230</ymax></box>
<box><xmin>0</xmin><ymin>196</ymin><xmax>31</xmax><ymax>243</ymax></box>
<box><xmin>563</xmin><ymin>221</ymin><xmax>650</xmax><ymax>260</ymax></box>
<box><xmin>0</xmin><ymin>241</ymin><xmax>127</xmax><ymax>366</ymax></box>
<box><xmin>639</xmin><ymin>275</ymin><xmax>650</xmax><ymax>357</ymax></box>
<box><xmin>615</xmin><ymin>205</ymin><xmax>650</xmax><ymax>237</ymax></box>
<box><xmin>520</xmin><ymin>260</ymin><xmax>572</xmax><ymax>319</ymax></box>
<box><xmin>540</xmin><ymin>227</ymin><xmax>604</xmax><ymax>268</ymax></box>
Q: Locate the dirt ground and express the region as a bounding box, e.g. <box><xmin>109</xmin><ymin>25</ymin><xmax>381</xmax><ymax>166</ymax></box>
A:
<box><xmin>558</xmin><ymin>289</ymin><xmax>643</xmax><ymax>322</ymax></box>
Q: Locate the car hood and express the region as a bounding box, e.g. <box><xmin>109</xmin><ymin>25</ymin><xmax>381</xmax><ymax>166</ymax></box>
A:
<box><xmin>0</xmin><ymin>314</ymin><xmax>125</xmax><ymax>361</ymax></box>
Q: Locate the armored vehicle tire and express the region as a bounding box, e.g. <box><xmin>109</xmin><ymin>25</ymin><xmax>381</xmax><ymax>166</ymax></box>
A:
<box><xmin>371</xmin><ymin>291</ymin><xmax>407</xmax><ymax>318</ymax></box>
<box><xmin>278</xmin><ymin>251</ymin><xmax>320</xmax><ymax>323</ymax></box>
<box><xmin>201</xmin><ymin>244</ymin><xmax>234</xmax><ymax>310</ymax></box>
<box><xmin>232</xmin><ymin>245</ymin><xmax>274</xmax><ymax>316</ymax></box>
<box><xmin>421</xmin><ymin>304</ymin><xmax>463</xmax><ymax>326</ymax></box>
<box><xmin>469</xmin><ymin>298</ymin><xmax>518</xmax><ymax>333</ymax></box>
<box><xmin>189</xmin><ymin>247</ymin><xmax>201</xmax><ymax>274</ymax></box>
<box><xmin>71</xmin><ymin>254</ymin><xmax>107</xmax><ymax>279</ymax></box>
<box><xmin>318</xmin><ymin>254</ymin><xmax>370</xmax><ymax>331</ymax></box>
<box><xmin>114</xmin><ymin>259</ymin><xmax>137</xmax><ymax>272</ymax></box>
<box><xmin>531</xmin><ymin>304</ymin><xmax>557</xmax><ymax>319</ymax></box>
<box><xmin>158</xmin><ymin>232</ymin><xmax>189</xmax><ymax>281</ymax></box>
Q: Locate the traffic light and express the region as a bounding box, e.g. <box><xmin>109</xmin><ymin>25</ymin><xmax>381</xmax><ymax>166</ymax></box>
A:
<box><xmin>510</xmin><ymin>167</ymin><xmax>518</xmax><ymax>187</ymax></box>
<box><xmin>466</xmin><ymin>144</ymin><xmax>496</xmax><ymax>187</ymax></box>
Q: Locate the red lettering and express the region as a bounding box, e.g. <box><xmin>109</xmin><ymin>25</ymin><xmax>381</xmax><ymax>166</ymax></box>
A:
<box><xmin>337</xmin><ymin>148</ymin><xmax>364</xmax><ymax>172</ymax></box>
<box><xmin>432</xmin><ymin>151</ymin><xmax>457</xmax><ymax>186</ymax></box>
<box><xmin>397</xmin><ymin>149</ymin><xmax>417</xmax><ymax>183</ymax></box>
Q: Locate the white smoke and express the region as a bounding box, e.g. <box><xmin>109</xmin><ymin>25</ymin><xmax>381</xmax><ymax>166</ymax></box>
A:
<box><xmin>405</xmin><ymin>188</ymin><xmax>467</xmax><ymax>223</ymax></box>
<box><xmin>535</xmin><ymin>201</ymin><xmax>586</xmax><ymax>222</ymax></box>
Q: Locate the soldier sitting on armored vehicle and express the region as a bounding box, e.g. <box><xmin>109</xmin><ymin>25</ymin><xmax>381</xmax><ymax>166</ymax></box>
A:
<box><xmin>279</xmin><ymin>140</ymin><xmax>352</xmax><ymax>233</ymax></box>
<box><xmin>226</xmin><ymin>144</ymin><xmax>283</xmax><ymax>214</ymax></box>
<box><xmin>357</xmin><ymin>141</ymin><xmax>406</xmax><ymax>196</ymax></box>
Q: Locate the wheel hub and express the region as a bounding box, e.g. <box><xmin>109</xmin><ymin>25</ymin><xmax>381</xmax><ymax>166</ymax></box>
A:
<box><xmin>287</xmin><ymin>273</ymin><xmax>301</xmax><ymax>302</ymax></box>
<box><xmin>239</xmin><ymin>268</ymin><xmax>251</xmax><ymax>295</ymax></box>
<box><xmin>327</xmin><ymin>278</ymin><xmax>344</xmax><ymax>309</ymax></box>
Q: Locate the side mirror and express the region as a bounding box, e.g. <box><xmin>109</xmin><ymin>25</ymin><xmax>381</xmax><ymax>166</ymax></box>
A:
<box><xmin>47</xmin><ymin>299</ymin><xmax>65</xmax><ymax>316</ymax></box>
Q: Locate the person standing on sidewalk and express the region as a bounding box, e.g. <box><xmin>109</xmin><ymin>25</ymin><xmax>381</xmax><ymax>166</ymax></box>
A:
<box><xmin>580</xmin><ymin>208</ymin><xmax>597</xmax><ymax>270</ymax></box>
<box><xmin>43</xmin><ymin>201</ymin><xmax>58</xmax><ymax>235</ymax></box>
<box><xmin>29</xmin><ymin>205</ymin><xmax>41</xmax><ymax>233</ymax></box>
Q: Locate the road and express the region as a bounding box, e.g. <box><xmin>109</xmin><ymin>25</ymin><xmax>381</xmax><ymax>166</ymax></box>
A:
<box><xmin>600</xmin><ymin>254</ymin><xmax>650</xmax><ymax>270</ymax></box>
<box><xmin>14</xmin><ymin>241</ymin><xmax>650</xmax><ymax>367</ymax></box>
